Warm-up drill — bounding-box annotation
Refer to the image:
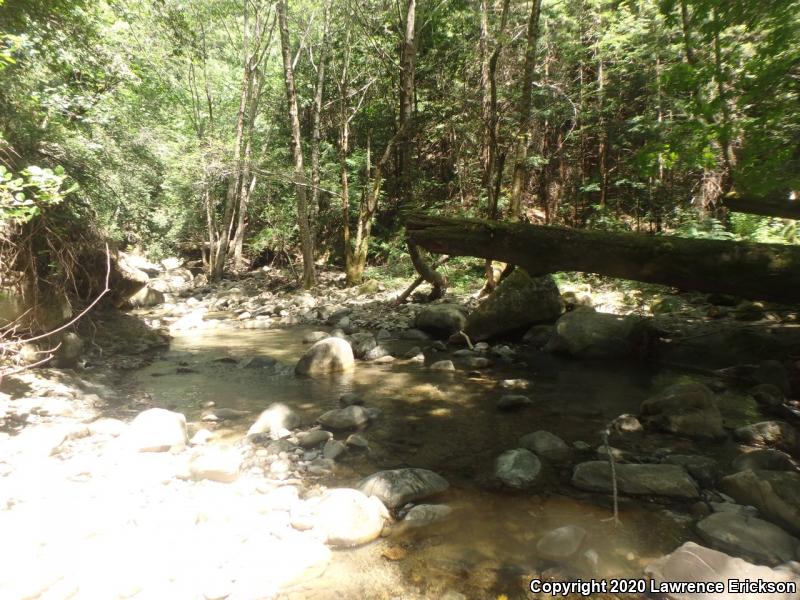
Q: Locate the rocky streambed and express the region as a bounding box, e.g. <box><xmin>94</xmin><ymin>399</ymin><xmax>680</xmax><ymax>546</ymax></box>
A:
<box><xmin>2</xmin><ymin>265</ymin><xmax>800</xmax><ymax>599</ymax></box>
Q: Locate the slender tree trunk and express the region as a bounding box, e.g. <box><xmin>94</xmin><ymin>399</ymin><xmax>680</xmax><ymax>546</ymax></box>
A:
<box><xmin>480</xmin><ymin>0</ymin><xmax>511</xmax><ymax>294</ymax></box>
<box><xmin>508</xmin><ymin>0</ymin><xmax>543</xmax><ymax>220</ymax></box>
<box><xmin>400</xmin><ymin>0</ymin><xmax>446</xmax><ymax>299</ymax></box>
<box><xmin>278</xmin><ymin>0</ymin><xmax>316</xmax><ymax>288</ymax></box>
<box><xmin>309</xmin><ymin>4</ymin><xmax>330</xmax><ymax>256</ymax></box>
<box><xmin>212</xmin><ymin>2</ymin><xmax>252</xmax><ymax>281</ymax></box>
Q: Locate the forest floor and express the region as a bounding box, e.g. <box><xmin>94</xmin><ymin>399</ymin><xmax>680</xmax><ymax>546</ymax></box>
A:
<box><xmin>1</xmin><ymin>263</ymin><xmax>800</xmax><ymax>600</ymax></box>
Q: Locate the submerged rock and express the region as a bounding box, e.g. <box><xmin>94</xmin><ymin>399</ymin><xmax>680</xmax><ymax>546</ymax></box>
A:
<box><xmin>429</xmin><ymin>359</ymin><xmax>456</xmax><ymax>371</ymax></box>
<box><xmin>358</xmin><ymin>468</ymin><xmax>449</xmax><ymax>509</ymax></box>
<box><xmin>696</xmin><ymin>512</ymin><xmax>800</xmax><ymax>566</ymax></box>
<box><xmin>128</xmin><ymin>408</ymin><xmax>187</xmax><ymax>452</ymax></box>
<box><xmin>497</xmin><ymin>395</ymin><xmax>534</xmax><ymax>411</ymax></box>
<box><xmin>640</xmin><ymin>381</ymin><xmax>725</xmax><ymax>440</ymax></box>
<box><xmin>317</xmin><ymin>405</ymin><xmax>370</xmax><ymax>430</ymax></box>
<box><xmin>645</xmin><ymin>542</ymin><xmax>800</xmax><ymax>600</ymax></box>
<box><xmin>464</xmin><ymin>270</ymin><xmax>562</xmax><ymax>341</ymax></box>
<box><xmin>536</xmin><ymin>525</ymin><xmax>587</xmax><ymax>561</ymax></box>
<box><xmin>495</xmin><ymin>449</ymin><xmax>542</xmax><ymax>489</ymax></box>
<box><xmin>571</xmin><ymin>461</ymin><xmax>699</xmax><ymax>498</ymax></box>
<box><xmin>400</xmin><ymin>504</ymin><xmax>453</xmax><ymax>529</ymax></box>
<box><xmin>295</xmin><ymin>337</ymin><xmax>355</xmax><ymax>375</ymax></box>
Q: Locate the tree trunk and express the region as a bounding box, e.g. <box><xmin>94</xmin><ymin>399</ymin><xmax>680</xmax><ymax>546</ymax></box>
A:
<box><xmin>309</xmin><ymin>4</ymin><xmax>330</xmax><ymax>256</ymax></box>
<box><xmin>723</xmin><ymin>192</ymin><xmax>800</xmax><ymax>220</ymax></box>
<box><xmin>507</xmin><ymin>0</ymin><xmax>543</xmax><ymax>220</ymax></box>
<box><xmin>278</xmin><ymin>0</ymin><xmax>316</xmax><ymax>288</ymax></box>
<box><xmin>406</xmin><ymin>214</ymin><xmax>800</xmax><ymax>303</ymax></box>
<box><xmin>479</xmin><ymin>0</ymin><xmax>510</xmax><ymax>294</ymax></box>
<box><xmin>399</xmin><ymin>0</ymin><xmax>446</xmax><ymax>299</ymax></box>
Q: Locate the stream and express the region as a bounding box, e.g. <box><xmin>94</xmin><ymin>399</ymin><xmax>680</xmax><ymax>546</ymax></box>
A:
<box><xmin>119</xmin><ymin>321</ymin><xmax>743</xmax><ymax>599</ymax></box>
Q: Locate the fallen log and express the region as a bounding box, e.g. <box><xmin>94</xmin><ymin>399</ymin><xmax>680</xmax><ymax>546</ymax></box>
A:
<box><xmin>722</xmin><ymin>192</ymin><xmax>800</xmax><ymax>220</ymax></box>
<box><xmin>406</xmin><ymin>214</ymin><xmax>800</xmax><ymax>304</ymax></box>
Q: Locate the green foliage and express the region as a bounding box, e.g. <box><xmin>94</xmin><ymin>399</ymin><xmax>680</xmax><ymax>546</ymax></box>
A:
<box><xmin>0</xmin><ymin>164</ymin><xmax>76</xmax><ymax>223</ymax></box>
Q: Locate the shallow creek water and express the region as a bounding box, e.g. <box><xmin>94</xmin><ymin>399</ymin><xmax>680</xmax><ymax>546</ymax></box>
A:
<box><xmin>122</xmin><ymin>324</ymin><xmax>748</xmax><ymax>599</ymax></box>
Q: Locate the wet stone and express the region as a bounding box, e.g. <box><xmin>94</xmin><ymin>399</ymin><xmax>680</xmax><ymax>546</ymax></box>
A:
<box><xmin>495</xmin><ymin>449</ymin><xmax>542</xmax><ymax>489</ymax></box>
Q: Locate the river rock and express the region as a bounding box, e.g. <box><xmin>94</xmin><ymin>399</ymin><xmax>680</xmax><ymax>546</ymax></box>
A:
<box><xmin>497</xmin><ymin>395</ymin><xmax>534</xmax><ymax>411</ymax></box>
<box><xmin>339</xmin><ymin>393</ymin><xmax>364</xmax><ymax>406</ymax></box>
<box><xmin>571</xmin><ymin>461</ymin><xmax>699</xmax><ymax>498</ymax></box>
<box><xmin>364</xmin><ymin>345</ymin><xmax>391</xmax><ymax>361</ymax></box>
<box><xmin>188</xmin><ymin>445</ymin><xmax>242</xmax><ymax>483</ymax></box>
<box><xmin>519</xmin><ymin>430</ymin><xmax>570</xmax><ymax>461</ymax></box>
<box><xmin>400</xmin><ymin>328</ymin><xmax>431</xmax><ymax>341</ymax></box>
<box><xmin>754</xmin><ymin>360</ymin><xmax>791</xmax><ymax>395</ymax></box>
<box><xmin>317</xmin><ymin>405</ymin><xmax>370</xmax><ymax>430</ymax></box>
<box><xmin>464</xmin><ymin>270</ymin><xmax>562</xmax><ymax>341</ymax></box>
<box><xmin>523</xmin><ymin>324</ymin><xmax>555</xmax><ymax>348</ymax></box>
<box><xmin>53</xmin><ymin>332</ymin><xmax>84</xmax><ymax>368</ymax></box>
<box><xmin>323</xmin><ymin>439</ymin><xmax>346</xmax><ymax>460</ymax></box>
<box><xmin>546</xmin><ymin>307</ymin><xmax>646</xmax><ymax>359</ymax></box>
<box><xmin>536</xmin><ymin>525</ymin><xmax>587</xmax><ymax>561</ymax></box>
<box><xmin>358</xmin><ymin>468</ymin><xmax>449</xmax><ymax>508</ymax></box>
<box><xmin>349</xmin><ymin>332</ymin><xmax>377</xmax><ymax>359</ymax></box>
<box><xmin>640</xmin><ymin>382</ymin><xmax>725</xmax><ymax>440</ymax></box>
<box><xmin>247</xmin><ymin>403</ymin><xmax>300</xmax><ymax>439</ymax></box>
<box><xmin>309</xmin><ymin>488</ymin><xmax>388</xmax><ymax>547</ymax></box>
<box><xmin>732</xmin><ymin>449</ymin><xmax>796</xmax><ymax>472</ymax></box>
<box><xmin>128</xmin><ymin>408</ymin><xmax>187</xmax><ymax>452</ymax></box>
<box><xmin>662</xmin><ymin>455</ymin><xmax>719</xmax><ymax>487</ymax></box>
<box><xmin>240</xmin><ymin>355</ymin><xmax>278</xmax><ymax>370</ymax></box>
<box><xmin>128</xmin><ymin>284</ymin><xmax>166</xmax><ymax>308</ymax></box>
<box><xmin>346</xmin><ymin>433</ymin><xmax>369</xmax><ymax>449</ymax></box>
<box><xmin>415</xmin><ymin>305</ymin><xmax>467</xmax><ymax>338</ymax></box>
<box><xmin>719</xmin><ymin>469</ymin><xmax>800</xmax><ymax>535</ymax></box>
<box><xmin>495</xmin><ymin>449</ymin><xmax>542</xmax><ymax>489</ymax></box>
<box><xmin>400</xmin><ymin>504</ymin><xmax>453</xmax><ymax>529</ymax></box>
<box><xmin>750</xmin><ymin>384</ymin><xmax>785</xmax><ymax>409</ymax></box>
<box><xmin>295</xmin><ymin>337</ymin><xmax>355</xmax><ymax>375</ymax></box>
<box><xmin>645</xmin><ymin>542</ymin><xmax>800</xmax><ymax>600</ymax></box>
<box><xmin>297</xmin><ymin>430</ymin><xmax>333</xmax><ymax>448</ymax></box>
<box><xmin>696</xmin><ymin>512</ymin><xmax>800</xmax><ymax>565</ymax></box>
<box><xmin>429</xmin><ymin>359</ymin><xmax>455</xmax><ymax>371</ymax></box>
<box><xmin>735</xmin><ymin>421</ymin><xmax>798</xmax><ymax>454</ymax></box>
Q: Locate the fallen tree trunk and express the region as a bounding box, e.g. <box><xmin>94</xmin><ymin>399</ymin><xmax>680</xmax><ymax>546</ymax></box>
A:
<box><xmin>406</xmin><ymin>214</ymin><xmax>800</xmax><ymax>304</ymax></box>
<box><xmin>722</xmin><ymin>192</ymin><xmax>800</xmax><ymax>220</ymax></box>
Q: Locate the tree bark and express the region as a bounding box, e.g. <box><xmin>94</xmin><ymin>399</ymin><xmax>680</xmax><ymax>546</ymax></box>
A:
<box><xmin>399</xmin><ymin>0</ymin><xmax>446</xmax><ymax>299</ymax></box>
<box><xmin>406</xmin><ymin>214</ymin><xmax>800</xmax><ymax>303</ymax></box>
<box><xmin>278</xmin><ymin>0</ymin><xmax>316</xmax><ymax>288</ymax></box>
<box><xmin>309</xmin><ymin>3</ymin><xmax>330</xmax><ymax>256</ymax></box>
<box><xmin>722</xmin><ymin>192</ymin><xmax>800</xmax><ymax>220</ymax></box>
<box><xmin>507</xmin><ymin>0</ymin><xmax>543</xmax><ymax>220</ymax></box>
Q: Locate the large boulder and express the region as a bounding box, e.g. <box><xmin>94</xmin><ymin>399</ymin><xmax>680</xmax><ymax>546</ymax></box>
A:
<box><xmin>247</xmin><ymin>403</ymin><xmax>300</xmax><ymax>439</ymax></box>
<box><xmin>128</xmin><ymin>408</ymin><xmax>187</xmax><ymax>452</ymax></box>
<box><xmin>308</xmin><ymin>488</ymin><xmax>389</xmax><ymax>547</ymax></box>
<box><xmin>545</xmin><ymin>307</ymin><xmax>647</xmax><ymax>359</ymax></box>
<box><xmin>414</xmin><ymin>305</ymin><xmax>467</xmax><ymax>338</ymax></box>
<box><xmin>571</xmin><ymin>461</ymin><xmax>699</xmax><ymax>498</ymax></box>
<box><xmin>640</xmin><ymin>382</ymin><xmax>726</xmax><ymax>440</ymax></box>
<box><xmin>295</xmin><ymin>337</ymin><xmax>355</xmax><ymax>376</ymax></box>
<box><xmin>696</xmin><ymin>512</ymin><xmax>800</xmax><ymax>566</ymax></box>
<box><xmin>358</xmin><ymin>468</ymin><xmax>449</xmax><ymax>509</ymax></box>
<box><xmin>495</xmin><ymin>448</ymin><xmax>542</xmax><ymax>489</ymax></box>
<box><xmin>645</xmin><ymin>542</ymin><xmax>800</xmax><ymax>600</ymax></box>
<box><xmin>719</xmin><ymin>469</ymin><xmax>800</xmax><ymax>535</ymax></box>
<box><xmin>128</xmin><ymin>284</ymin><xmax>166</xmax><ymax>308</ymax></box>
<box><xmin>464</xmin><ymin>270</ymin><xmax>562</xmax><ymax>341</ymax></box>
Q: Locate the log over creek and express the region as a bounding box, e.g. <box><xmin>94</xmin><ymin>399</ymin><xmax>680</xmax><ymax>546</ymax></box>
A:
<box><xmin>406</xmin><ymin>213</ymin><xmax>800</xmax><ymax>304</ymax></box>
